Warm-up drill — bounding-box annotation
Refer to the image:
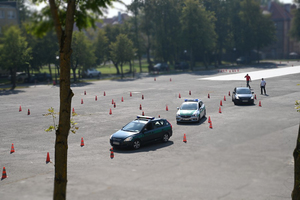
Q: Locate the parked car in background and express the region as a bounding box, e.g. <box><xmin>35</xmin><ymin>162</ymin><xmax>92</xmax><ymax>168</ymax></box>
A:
<box><xmin>153</xmin><ymin>63</ymin><xmax>169</xmax><ymax>71</ymax></box>
<box><xmin>27</xmin><ymin>73</ymin><xmax>52</xmax><ymax>83</ymax></box>
<box><xmin>82</xmin><ymin>68</ymin><xmax>101</xmax><ymax>78</ymax></box>
<box><xmin>175</xmin><ymin>61</ymin><xmax>189</xmax><ymax>70</ymax></box>
<box><xmin>8</xmin><ymin>72</ymin><xmax>28</xmax><ymax>83</ymax></box>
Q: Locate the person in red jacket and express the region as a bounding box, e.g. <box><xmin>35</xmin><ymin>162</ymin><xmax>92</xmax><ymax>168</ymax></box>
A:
<box><xmin>244</xmin><ymin>74</ymin><xmax>251</xmax><ymax>89</ymax></box>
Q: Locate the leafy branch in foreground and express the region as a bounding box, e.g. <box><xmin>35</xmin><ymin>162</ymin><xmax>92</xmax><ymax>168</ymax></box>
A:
<box><xmin>43</xmin><ymin>107</ymin><xmax>79</xmax><ymax>133</ymax></box>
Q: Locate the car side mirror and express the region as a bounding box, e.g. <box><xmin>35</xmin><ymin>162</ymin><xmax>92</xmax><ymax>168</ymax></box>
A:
<box><xmin>232</xmin><ymin>92</ymin><xmax>235</xmax><ymax>94</ymax></box>
<box><xmin>177</xmin><ymin>107</ymin><xmax>179</xmax><ymax>110</ymax></box>
<box><xmin>252</xmin><ymin>92</ymin><xmax>254</xmax><ymax>94</ymax></box>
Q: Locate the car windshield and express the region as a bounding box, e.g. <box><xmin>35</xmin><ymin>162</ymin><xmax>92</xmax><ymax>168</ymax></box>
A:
<box><xmin>122</xmin><ymin>121</ymin><xmax>146</xmax><ymax>132</ymax></box>
<box><xmin>180</xmin><ymin>103</ymin><xmax>197</xmax><ymax>110</ymax></box>
<box><xmin>236</xmin><ymin>88</ymin><xmax>251</xmax><ymax>94</ymax></box>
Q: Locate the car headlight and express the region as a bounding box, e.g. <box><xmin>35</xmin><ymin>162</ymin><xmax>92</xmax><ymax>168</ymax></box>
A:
<box><xmin>110</xmin><ymin>135</ymin><xmax>113</xmax><ymax>139</ymax></box>
<box><xmin>124</xmin><ymin>137</ymin><xmax>133</xmax><ymax>142</ymax></box>
<box><xmin>251</xmin><ymin>96</ymin><xmax>254</xmax><ymax>99</ymax></box>
<box><xmin>236</xmin><ymin>96</ymin><xmax>239</xmax><ymax>99</ymax></box>
<box><xmin>192</xmin><ymin>111</ymin><xmax>198</xmax><ymax>117</ymax></box>
<box><xmin>176</xmin><ymin>112</ymin><xmax>180</xmax><ymax>117</ymax></box>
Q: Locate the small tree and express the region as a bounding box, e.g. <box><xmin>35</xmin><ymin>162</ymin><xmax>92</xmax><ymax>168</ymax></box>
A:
<box><xmin>71</xmin><ymin>31</ymin><xmax>96</xmax><ymax>81</ymax></box>
<box><xmin>31</xmin><ymin>0</ymin><xmax>117</xmax><ymax>199</ymax></box>
<box><xmin>109</xmin><ymin>34</ymin><xmax>135</xmax><ymax>79</ymax></box>
<box><xmin>0</xmin><ymin>26</ymin><xmax>31</xmax><ymax>89</ymax></box>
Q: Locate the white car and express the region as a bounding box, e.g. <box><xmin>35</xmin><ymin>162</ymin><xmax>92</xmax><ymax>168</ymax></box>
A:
<box><xmin>83</xmin><ymin>69</ymin><xmax>101</xmax><ymax>78</ymax></box>
<box><xmin>176</xmin><ymin>99</ymin><xmax>206</xmax><ymax>123</ymax></box>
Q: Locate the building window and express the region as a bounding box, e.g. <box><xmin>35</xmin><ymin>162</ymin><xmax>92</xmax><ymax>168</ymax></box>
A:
<box><xmin>8</xmin><ymin>11</ymin><xmax>15</xmax><ymax>19</ymax></box>
<box><xmin>0</xmin><ymin>10</ymin><xmax>4</xmax><ymax>18</ymax></box>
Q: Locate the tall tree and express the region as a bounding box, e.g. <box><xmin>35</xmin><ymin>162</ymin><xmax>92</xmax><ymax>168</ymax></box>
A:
<box><xmin>109</xmin><ymin>34</ymin><xmax>135</xmax><ymax>78</ymax></box>
<box><xmin>71</xmin><ymin>31</ymin><xmax>96</xmax><ymax>82</ymax></box>
<box><xmin>0</xmin><ymin>26</ymin><xmax>31</xmax><ymax>89</ymax></box>
<box><xmin>104</xmin><ymin>24</ymin><xmax>123</xmax><ymax>74</ymax></box>
<box><xmin>180</xmin><ymin>0</ymin><xmax>216</xmax><ymax>68</ymax></box>
<box><xmin>94</xmin><ymin>28</ymin><xmax>109</xmax><ymax>67</ymax></box>
<box><xmin>30</xmin><ymin>0</ymin><xmax>117</xmax><ymax>199</ymax></box>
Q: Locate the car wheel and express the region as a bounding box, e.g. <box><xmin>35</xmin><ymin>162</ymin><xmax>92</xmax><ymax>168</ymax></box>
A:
<box><xmin>132</xmin><ymin>140</ymin><xmax>141</xmax><ymax>150</ymax></box>
<box><xmin>162</xmin><ymin>133</ymin><xmax>169</xmax><ymax>143</ymax></box>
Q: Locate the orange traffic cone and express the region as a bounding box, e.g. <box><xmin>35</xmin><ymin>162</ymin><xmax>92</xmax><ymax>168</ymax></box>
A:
<box><xmin>95</xmin><ymin>96</ymin><xmax>97</xmax><ymax>101</ymax></box>
<box><xmin>114</xmin><ymin>102</ymin><xmax>116</xmax><ymax>108</ymax></box>
<box><xmin>46</xmin><ymin>152</ymin><xmax>50</xmax><ymax>163</ymax></box>
<box><xmin>81</xmin><ymin>99</ymin><xmax>83</xmax><ymax>104</ymax></box>
<box><xmin>219</xmin><ymin>107</ymin><xmax>222</xmax><ymax>113</ymax></box>
<box><xmin>166</xmin><ymin>105</ymin><xmax>169</xmax><ymax>111</ymax></box>
<box><xmin>110</xmin><ymin>148</ymin><xmax>114</xmax><ymax>159</ymax></box>
<box><xmin>170</xmin><ymin>78</ymin><xmax>172</xmax><ymax>81</ymax></box>
<box><xmin>10</xmin><ymin>143</ymin><xmax>15</xmax><ymax>154</ymax></box>
<box><xmin>208</xmin><ymin>116</ymin><xmax>211</xmax><ymax>123</ymax></box>
<box><xmin>208</xmin><ymin>93</ymin><xmax>210</xmax><ymax>98</ymax></box>
<box><xmin>183</xmin><ymin>134</ymin><xmax>187</xmax><ymax>143</ymax></box>
<box><xmin>84</xmin><ymin>91</ymin><xmax>86</xmax><ymax>95</ymax></box>
<box><xmin>189</xmin><ymin>90</ymin><xmax>191</xmax><ymax>95</ymax></box>
<box><xmin>254</xmin><ymin>94</ymin><xmax>257</xmax><ymax>100</ymax></box>
<box><xmin>27</xmin><ymin>109</ymin><xmax>30</xmax><ymax>115</ymax></box>
<box><xmin>1</xmin><ymin>167</ymin><xmax>7</xmax><ymax>180</ymax></box>
<box><xmin>80</xmin><ymin>137</ymin><xmax>84</xmax><ymax>147</ymax></box>
<box><xmin>142</xmin><ymin>94</ymin><xmax>144</xmax><ymax>100</ymax></box>
<box><xmin>142</xmin><ymin>111</ymin><xmax>145</xmax><ymax>116</ymax></box>
<box><xmin>19</xmin><ymin>106</ymin><xmax>22</xmax><ymax>112</ymax></box>
<box><xmin>130</xmin><ymin>92</ymin><xmax>132</xmax><ymax>97</ymax></box>
<box><xmin>121</xmin><ymin>97</ymin><xmax>124</xmax><ymax>102</ymax></box>
<box><xmin>259</xmin><ymin>101</ymin><xmax>262</xmax><ymax>107</ymax></box>
<box><xmin>112</xmin><ymin>99</ymin><xmax>114</xmax><ymax>104</ymax></box>
<box><xmin>72</xmin><ymin>108</ymin><xmax>75</xmax><ymax>114</ymax></box>
<box><xmin>220</xmin><ymin>100</ymin><xmax>223</xmax><ymax>106</ymax></box>
<box><xmin>109</xmin><ymin>108</ymin><xmax>112</xmax><ymax>115</ymax></box>
<box><xmin>104</xmin><ymin>91</ymin><xmax>106</xmax><ymax>96</ymax></box>
<box><xmin>228</xmin><ymin>91</ymin><xmax>231</xmax><ymax>96</ymax></box>
<box><xmin>158</xmin><ymin>115</ymin><xmax>160</xmax><ymax>118</ymax></box>
<box><xmin>154</xmin><ymin>78</ymin><xmax>156</xmax><ymax>81</ymax></box>
<box><xmin>224</xmin><ymin>96</ymin><xmax>226</xmax><ymax>101</ymax></box>
<box><xmin>179</xmin><ymin>93</ymin><xmax>181</xmax><ymax>98</ymax></box>
<box><xmin>209</xmin><ymin>122</ymin><xmax>213</xmax><ymax>129</ymax></box>
<box><xmin>139</xmin><ymin>104</ymin><xmax>142</xmax><ymax>110</ymax></box>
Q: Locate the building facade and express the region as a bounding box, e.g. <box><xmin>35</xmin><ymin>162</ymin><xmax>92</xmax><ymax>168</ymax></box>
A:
<box><xmin>0</xmin><ymin>1</ymin><xmax>19</xmax><ymax>35</ymax></box>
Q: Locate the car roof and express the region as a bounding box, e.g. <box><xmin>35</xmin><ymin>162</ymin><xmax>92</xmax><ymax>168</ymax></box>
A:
<box><xmin>236</xmin><ymin>87</ymin><xmax>250</xmax><ymax>89</ymax></box>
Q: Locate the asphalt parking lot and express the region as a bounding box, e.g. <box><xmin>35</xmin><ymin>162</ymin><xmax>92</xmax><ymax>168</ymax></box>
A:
<box><xmin>0</xmin><ymin>63</ymin><xmax>299</xmax><ymax>200</ymax></box>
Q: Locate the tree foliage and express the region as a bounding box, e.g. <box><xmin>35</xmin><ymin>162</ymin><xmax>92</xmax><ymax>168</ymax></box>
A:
<box><xmin>110</xmin><ymin>34</ymin><xmax>135</xmax><ymax>78</ymax></box>
<box><xmin>0</xmin><ymin>26</ymin><xmax>31</xmax><ymax>89</ymax></box>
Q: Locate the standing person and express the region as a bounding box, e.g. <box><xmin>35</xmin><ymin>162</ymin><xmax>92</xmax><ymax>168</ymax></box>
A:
<box><xmin>244</xmin><ymin>74</ymin><xmax>251</xmax><ymax>88</ymax></box>
<box><xmin>260</xmin><ymin>78</ymin><xmax>267</xmax><ymax>95</ymax></box>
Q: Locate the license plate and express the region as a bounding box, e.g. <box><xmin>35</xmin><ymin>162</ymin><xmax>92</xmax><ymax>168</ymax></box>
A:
<box><xmin>113</xmin><ymin>141</ymin><xmax>120</xmax><ymax>145</ymax></box>
<box><xmin>242</xmin><ymin>100</ymin><xmax>248</xmax><ymax>102</ymax></box>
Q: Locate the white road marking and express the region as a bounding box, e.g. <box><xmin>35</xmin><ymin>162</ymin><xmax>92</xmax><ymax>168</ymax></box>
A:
<box><xmin>199</xmin><ymin>65</ymin><xmax>300</xmax><ymax>81</ymax></box>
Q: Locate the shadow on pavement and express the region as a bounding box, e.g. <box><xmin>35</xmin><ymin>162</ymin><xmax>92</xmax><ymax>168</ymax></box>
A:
<box><xmin>0</xmin><ymin>89</ymin><xmax>25</xmax><ymax>96</ymax></box>
<box><xmin>113</xmin><ymin>140</ymin><xmax>174</xmax><ymax>154</ymax></box>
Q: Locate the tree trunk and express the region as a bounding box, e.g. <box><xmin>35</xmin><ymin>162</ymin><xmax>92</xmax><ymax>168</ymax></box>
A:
<box><xmin>49</xmin><ymin>0</ymin><xmax>75</xmax><ymax>199</ymax></box>
<box><xmin>11</xmin><ymin>68</ymin><xmax>16</xmax><ymax>90</ymax></box>
<box><xmin>120</xmin><ymin>63</ymin><xmax>123</xmax><ymax>79</ymax></box>
<box><xmin>48</xmin><ymin>63</ymin><xmax>53</xmax><ymax>80</ymax></box>
<box><xmin>292</xmin><ymin>123</ymin><xmax>300</xmax><ymax>200</ymax></box>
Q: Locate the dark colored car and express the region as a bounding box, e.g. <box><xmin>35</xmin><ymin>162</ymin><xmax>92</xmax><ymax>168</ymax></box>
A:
<box><xmin>232</xmin><ymin>87</ymin><xmax>254</xmax><ymax>105</ymax></box>
<box><xmin>175</xmin><ymin>62</ymin><xmax>189</xmax><ymax>70</ymax></box>
<box><xmin>110</xmin><ymin>115</ymin><xmax>173</xmax><ymax>150</ymax></box>
<box><xmin>28</xmin><ymin>73</ymin><xmax>52</xmax><ymax>83</ymax></box>
<box><xmin>153</xmin><ymin>63</ymin><xmax>169</xmax><ymax>71</ymax></box>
